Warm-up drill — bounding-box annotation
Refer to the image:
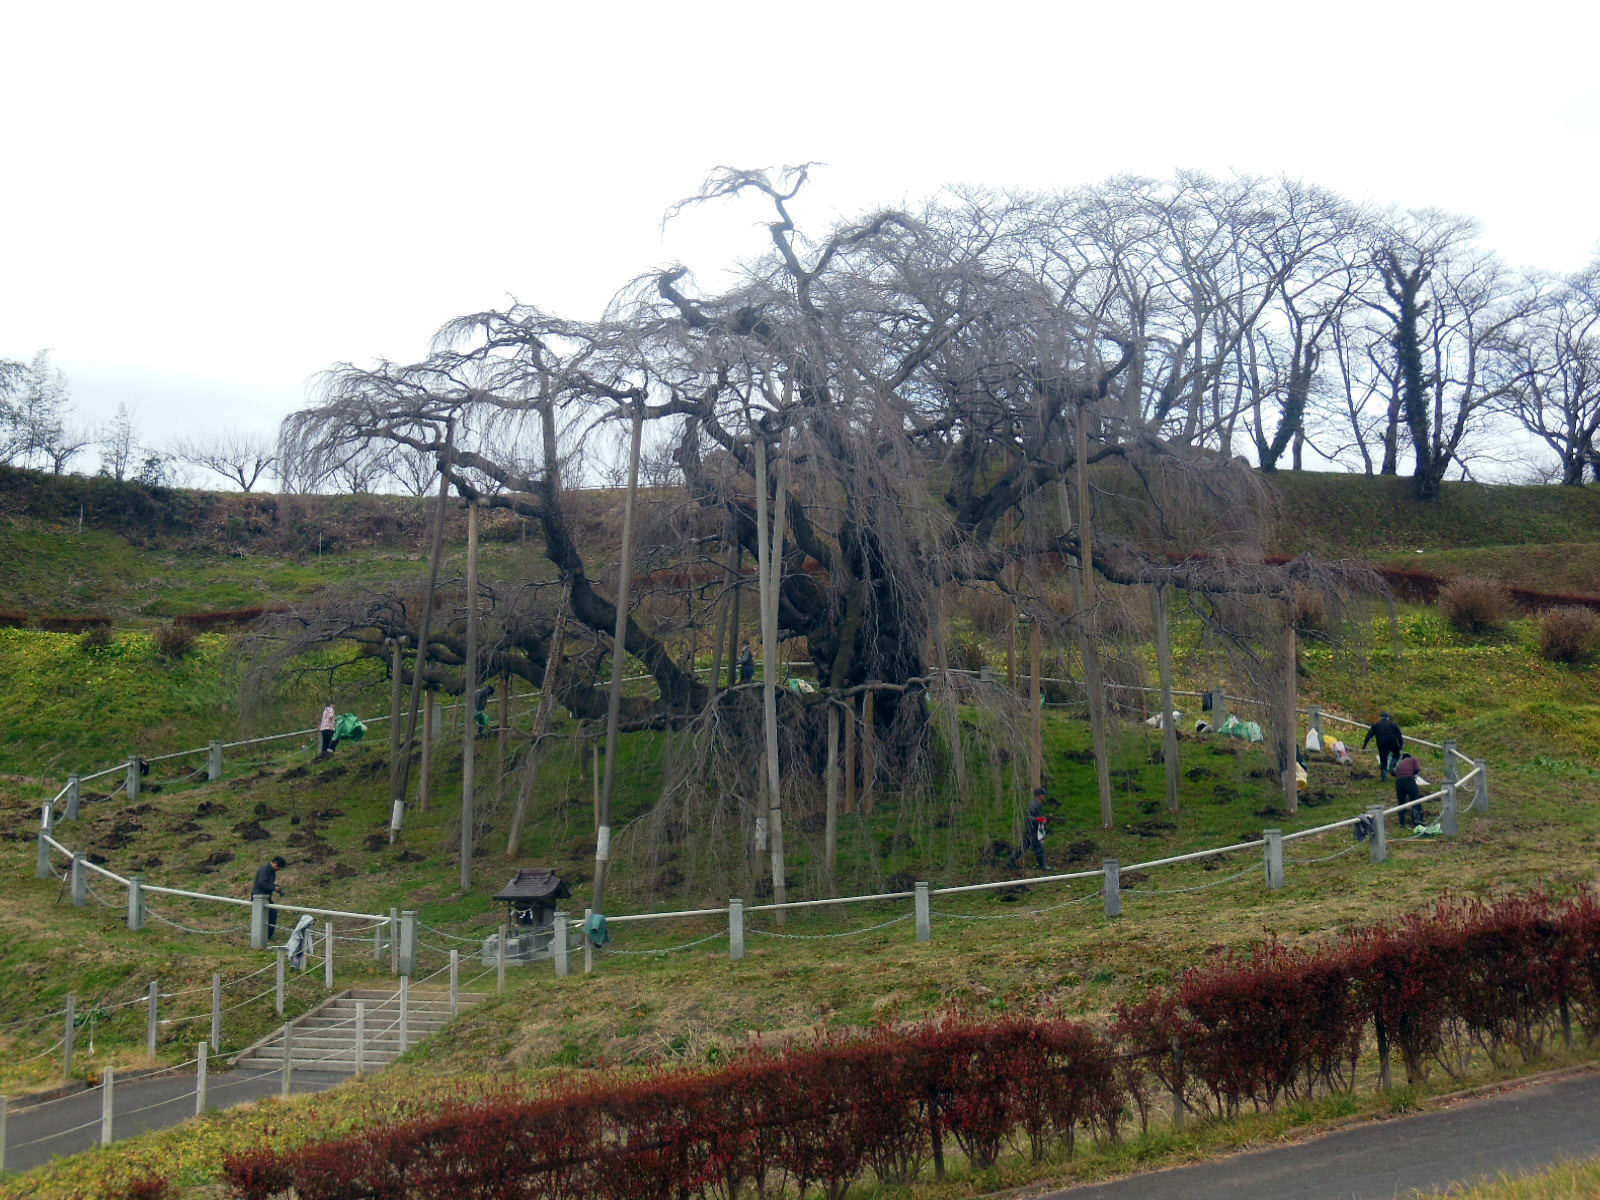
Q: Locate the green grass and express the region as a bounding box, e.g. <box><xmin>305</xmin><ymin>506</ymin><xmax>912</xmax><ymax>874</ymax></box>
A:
<box><xmin>2</xmin><ymin>474</ymin><xmax>1600</xmax><ymax>1198</ymax></box>
<box><xmin>1267</xmin><ymin>472</ymin><xmax>1600</xmax><ymax>557</ymax></box>
<box><xmin>1411</xmin><ymin>1155</ymin><xmax>1600</xmax><ymax>1199</ymax></box>
<box><xmin>1374</xmin><ymin>542</ymin><xmax>1600</xmax><ymax>595</ymax></box>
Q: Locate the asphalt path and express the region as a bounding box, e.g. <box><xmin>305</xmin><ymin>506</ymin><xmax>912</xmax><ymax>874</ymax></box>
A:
<box><xmin>3</xmin><ymin>1068</ymin><xmax>345</xmax><ymax>1174</ymax></box>
<box><xmin>1046</xmin><ymin>1068</ymin><xmax>1600</xmax><ymax>1199</ymax></box>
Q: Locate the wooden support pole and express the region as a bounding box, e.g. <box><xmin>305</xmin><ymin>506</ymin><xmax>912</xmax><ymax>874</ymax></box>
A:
<box><xmin>595</xmin><ymin>402</ymin><xmax>643</xmax><ymax>920</ymax></box>
<box><xmin>461</xmin><ymin>499</ymin><xmax>479</xmax><ymax>890</ymax></box>
<box><xmin>1151</xmin><ymin>584</ymin><xmax>1181</xmax><ymax>813</ymax></box>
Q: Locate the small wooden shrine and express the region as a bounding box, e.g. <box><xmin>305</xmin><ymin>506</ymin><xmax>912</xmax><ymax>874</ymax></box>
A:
<box><xmin>486</xmin><ymin>868</ymin><xmax>571</xmax><ymax>962</ymax></box>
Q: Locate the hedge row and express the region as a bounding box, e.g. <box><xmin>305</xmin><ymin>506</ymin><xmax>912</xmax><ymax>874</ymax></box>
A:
<box><xmin>210</xmin><ymin>890</ymin><xmax>1600</xmax><ymax>1200</ymax></box>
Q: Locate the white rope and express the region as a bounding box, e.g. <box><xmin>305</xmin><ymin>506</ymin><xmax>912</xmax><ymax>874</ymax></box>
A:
<box><xmin>19</xmin><ymin>1035</ymin><xmax>66</xmax><ymax>1062</ymax></box>
<box><xmin>1286</xmin><ymin>841</ymin><xmax>1367</xmax><ymax>866</ymax></box>
<box><xmin>748</xmin><ymin>913</ymin><xmax>913</xmax><ymax>940</ymax></box>
<box><xmin>598</xmin><ymin>930</ymin><xmax>726</xmax><ymax>956</ymax></box>
<box><xmin>1128</xmin><ymin>867</ymin><xmax>1255</xmax><ymax>896</ymax></box>
<box><xmin>10</xmin><ymin>1114</ymin><xmax>106</xmax><ymax>1149</ymax></box>
<box><xmin>935</xmin><ymin>889</ymin><xmax>1103</xmax><ymax>920</ymax></box>
<box><xmin>420</xmin><ymin>925</ymin><xmax>488</xmax><ymax>943</ymax></box>
<box><xmin>219</xmin><ymin>983</ymin><xmax>279</xmax><ymax>1014</ymax></box>
<box><xmin>145</xmin><ymin>905</ymin><xmax>247</xmax><ymax>936</ymax></box>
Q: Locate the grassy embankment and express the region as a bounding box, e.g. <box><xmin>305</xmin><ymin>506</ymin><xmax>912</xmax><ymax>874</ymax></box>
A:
<box><xmin>0</xmin><ymin>472</ymin><xmax>1597</xmax><ymax>1197</ymax></box>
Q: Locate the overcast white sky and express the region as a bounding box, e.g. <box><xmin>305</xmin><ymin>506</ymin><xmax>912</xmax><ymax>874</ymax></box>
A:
<box><xmin>4</xmin><ymin>0</ymin><xmax>1598</xmax><ymax>470</ymax></box>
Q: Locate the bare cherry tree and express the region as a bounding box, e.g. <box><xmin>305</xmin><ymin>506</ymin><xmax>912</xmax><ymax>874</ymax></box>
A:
<box><xmin>172</xmin><ymin>428</ymin><xmax>279</xmax><ymax>491</ymax></box>
<box><xmin>1502</xmin><ymin>260</ymin><xmax>1600</xmax><ymax>485</ymax></box>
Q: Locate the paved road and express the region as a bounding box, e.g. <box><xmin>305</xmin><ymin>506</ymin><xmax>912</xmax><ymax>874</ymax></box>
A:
<box><xmin>3</xmin><ymin>1069</ymin><xmax>345</xmax><ymax>1174</ymax></box>
<box><xmin>1047</xmin><ymin>1068</ymin><xmax>1600</xmax><ymax>1199</ymax></box>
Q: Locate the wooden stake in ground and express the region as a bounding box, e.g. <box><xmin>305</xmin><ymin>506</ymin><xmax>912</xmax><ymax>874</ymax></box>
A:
<box><xmin>931</xmin><ymin>592</ymin><xmax>970</xmax><ymax>807</ymax></box>
<box><xmin>419</xmin><ymin>689</ymin><xmax>433</xmax><ymax>814</ymax></box>
<box><xmin>1282</xmin><ymin>596</ymin><xmax>1299</xmax><ymax>815</ymax></box>
<box><xmin>843</xmin><ymin>698</ymin><xmax>857</xmax><ymax>815</ymax></box>
<box><xmin>1061</xmin><ymin>416</ymin><xmax>1113</xmax><ymax>829</ymax></box>
<box><xmin>392</xmin><ymin>426</ymin><xmax>454</xmax><ymax>835</ymax></box>
<box><xmin>753</xmin><ymin>433</ymin><xmax>788</xmax><ymax>922</ymax></box>
<box><xmin>825</xmin><ymin>702</ymin><xmax>839</xmax><ymax>894</ymax></box>
<box><xmin>594</xmin><ymin>401</ymin><xmax>644</xmax><ymax>918</ymax></box>
<box><xmin>460</xmin><ymin>499</ymin><xmax>479</xmax><ymax>891</ymax></box>
<box><xmin>497</xmin><ymin>674</ymin><xmax>510</xmax><ymax>804</ymax></box>
<box><xmin>506</xmin><ymin>580</ymin><xmax>568</xmax><ymax>858</ymax></box>
<box><xmin>1029</xmin><ymin>618</ymin><xmax>1043</xmax><ymax>790</ymax></box>
<box><xmin>1151</xmin><ymin>583</ymin><xmax>1181</xmax><ymax>813</ymax></box>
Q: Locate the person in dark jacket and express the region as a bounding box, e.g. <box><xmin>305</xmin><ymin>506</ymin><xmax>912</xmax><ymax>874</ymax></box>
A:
<box><xmin>1393</xmin><ymin>753</ymin><xmax>1423</xmax><ymax>826</ymax></box>
<box><xmin>1008</xmin><ymin>787</ymin><xmax>1049</xmax><ymax>871</ymax></box>
<box><xmin>738</xmin><ymin>641</ymin><xmax>755</xmax><ymax>684</ymax></box>
<box><xmin>1362</xmin><ymin>712</ymin><xmax>1404</xmax><ymax>780</ymax></box>
<box><xmin>252</xmin><ymin>855</ymin><xmax>287</xmax><ymax>940</ymax></box>
<box><xmin>474</xmin><ymin>684</ymin><xmax>495</xmax><ymax>735</ymax></box>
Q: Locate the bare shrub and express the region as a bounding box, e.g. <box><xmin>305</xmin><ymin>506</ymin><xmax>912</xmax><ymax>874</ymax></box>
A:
<box><xmin>948</xmin><ymin>637</ymin><xmax>989</xmax><ymax>673</ymax></box>
<box><xmin>78</xmin><ymin>624</ymin><xmax>113</xmax><ymax>651</ymax></box>
<box><xmin>152</xmin><ymin>622</ymin><xmax>198</xmax><ymax>660</ymax></box>
<box><xmin>1537</xmin><ymin>606</ymin><xmax>1600</xmax><ymax>664</ymax></box>
<box><xmin>961</xmin><ymin>587</ymin><xmax>1014</xmax><ymax>637</ymax></box>
<box><xmin>1294</xmin><ymin>587</ymin><xmax>1330</xmax><ymax>634</ymax></box>
<box><xmin>1438</xmin><ymin>577</ymin><xmax>1513</xmax><ymax>636</ymax></box>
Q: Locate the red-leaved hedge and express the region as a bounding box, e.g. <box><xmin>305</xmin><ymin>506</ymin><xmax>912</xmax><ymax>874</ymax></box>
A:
<box><xmin>223</xmin><ymin>890</ymin><xmax>1600</xmax><ymax>1199</ymax></box>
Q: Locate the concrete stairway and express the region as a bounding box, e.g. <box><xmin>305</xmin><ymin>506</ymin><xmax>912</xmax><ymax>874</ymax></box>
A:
<box><xmin>232</xmin><ymin>987</ymin><xmax>489</xmax><ymax>1074</ymax></box>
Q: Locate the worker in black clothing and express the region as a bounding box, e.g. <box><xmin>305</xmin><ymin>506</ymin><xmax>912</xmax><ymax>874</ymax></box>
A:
<box><xmin>252</xmin><ymin>855</ymin><xmax>287</xmax><ymax>940</ymax></box>
<box><xmin>1008</xmin><ymin>787</ymin><xmax>1049</xmax><ymax>871</ymax></box>
<box><xmin>1362</xmin><ymin>712</ymin><xmax>1405</xmax><ymax>780</ymax></box>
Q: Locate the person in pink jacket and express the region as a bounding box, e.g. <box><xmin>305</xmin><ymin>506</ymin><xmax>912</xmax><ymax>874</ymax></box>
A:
<box><xmin>318</xmin><ymin>703</ymin><xmax>336</xmax><ymax>757</ymax></box>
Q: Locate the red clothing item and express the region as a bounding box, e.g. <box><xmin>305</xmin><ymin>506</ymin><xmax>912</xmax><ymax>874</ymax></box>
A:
<box><xmin>1394</xmin><ymin>756</ymin><xmax>1421</xmax><ymax>778</ymax></box>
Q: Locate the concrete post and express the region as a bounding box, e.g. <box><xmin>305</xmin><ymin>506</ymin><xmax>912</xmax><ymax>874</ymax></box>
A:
<box><xmin>1213</xmin><ymin>688</ymin><xmax>1228</xmax><ymax>728</ymax></box>
<box><xmin>210</xmin><ymin>973</ymin><xmax>221</xmax><ymax>1053</ymax></box>
<box><xmin>553</xmin><ymin>911</ymin><xmax>570</xmax><ymax>978</ymax></box>
<box><xmin>728</xmin><ymin>900</ymin><xmax>745</xmax><ymax>962</ymax></box>
<box><xmin>207</xmin><ymin>740</ymin><xmax>223</xmax><ymax>782</ymax></box>
<box><xmin>979</xmin><ymin>663</ymin><xmax>993</xmax><ymax>683</ymax></box>
<box><xmin>398</xmin><ymin>911</ymin><xmax>417</xmax><ymax>977</ymax></box>
<box><xmin>126</xmin><ymin>757</ymin><xmax>141</xmax><ymax>802</ymax></box>
<box><xmin>1442</xmin><ymin>781</ymin><xmax>1458</xmax><ymax>837</ymax></box>
<box><xmin>195</xmin><ymin>1043</ymin><xmax>208</xmax><ymax>1115</ymax></box>
<box><xmin>1308</xmin><ymin>705</ymin><xmax>1322</xmax><ymax>741</ymax></box>
<box><xmin>1171</xmin><ymin>1037</ymin><xmax>1185</xmax><ymax>1130</ymax></box>
<box><xmin>373</xmin><ymin>920</ymin><xmax>383</xmax><ymax>962</ymax></box>
<box><xmin>62</xmin><ymin>998</ymin><xmax>76</xmax><ymax>1088</ymax></box>
<box><xmin>1368</xmin><ymin>805</ymin><xmax>1387</xmax><ymax>863</ymax></box>
<box><xmin>1474</xmin><ymin>760</ymin><xmax>1490</xmax><ymax>812</ymax></box>
<box><xmin>1442</xmin><ymin>739</ymin><xmax>1458</xmax><ymax>786</ymax></box>
<box><xmin>146</xmin><ymin>980</ymin><xmax>158</xmax><ymax>1061</ymax></box>
<box><xmin>62</xmin><ymin>994</ymin><xmax>75</xmax><ymax>1088</ymax></box>
<box><xmin>274</xmin><ymin>948</ymin><xmax>286</xmax><ymax>1016</ymax></box>
<box><xmin>1264</xmin><ymin>829</ymin><xmax>1284</xmax><ymax>891</ymax></box>
<box><xmin>100</xmin><ymin>1065</ymin><xmax>114</xmax><ymax>1146</ymax></box>
<box><xmin>914</xmin><ymin>882</ymin><xmax>931</xmax><ymax>943</ymax></box>
<box><xmin>583</xmin><ymin>908</ymin><xmax>593</xmax><ymax>976</ymax></box>
<box><xmin>36</xmin><ymin>831</ymin><xmax>51</xmax><ymax>880</ymax></box>
<box><xmin>388</xmin><ymin>907</ymin><xmax>400</xmax><ymax>974</ymax></box>
<box><xmin>399</xmin><ymin>975</ymin><xmax>410</xmax><ymax>1054</ymax></box>
<box><xmin>324</xmin><ymin>922</ymin><xmax>334</xmax><ymax>990</ymax></box>
<box><xmin>355</xmin><ymin>1000</ymin><xmax>367</xmax><ymax>1077</ymax></box>
<box><xmin>449</xmin><ymin>950</ymin><xmax>460</xmax><ymax>1015</ymax></box>
<box><xmin>496</xmin><ymin>929</ymin><xmax>507</xmax><ymax>993</ymax></box>
<box><xmin>127</xmin><ymin>877</ymin><xmax>144</xmax><ymax>931</ymax></box>
<box><xmin>1103</xmin><ymin>859</ymin><xmax>1121</xmax><ymax>918</ymax></box>
<box><xmin>70</xmin><ymin>853</ymin><xmax>86</xmax><ymax>907</ymax></box>
<box><xmin>250</xmin><ymin>895</ymin><xmax>267</xmax><ymax>949</ymax></box>
<box><xmin>1</xmin><ymin>1094</ymin><xmax>8</xmax><ymax>1171</ymax></box>
<box><xmin>280</xmin><ymin>1024</ymin><xmax>293</xmax><ymax>1098</ymax></box>
<box><xmin>66</xmin><ymin>774</ymin><xmax>81</xmax><ymax>820</ymax></box>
